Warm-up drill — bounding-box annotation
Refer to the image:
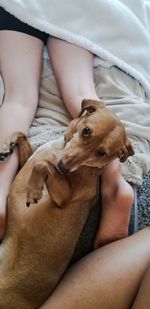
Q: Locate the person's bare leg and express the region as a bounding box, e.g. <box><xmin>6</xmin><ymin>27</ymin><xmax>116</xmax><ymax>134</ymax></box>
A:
<box><xmin>48</xmin><ymin>38</ymin><xmax>99</xmax><ymax>118</ymax></box>
<box><xmin>48</xmin><ymin>38</ymin><xmax>134</xmax><ymax>246</ymax></box>
<box><xmin>0</xmin><ymin>31</ymin><xmax>43</xmax><ymax>239</ymax></box>
<box><xmin>94</xmin><ymin>159</ymin><xmax>134</xmax><ymax>248</ymax></box>
<box><xmin>40</xmin><ymin>228</ymin><xmax>150</xmax><ymax>309</ymax></box>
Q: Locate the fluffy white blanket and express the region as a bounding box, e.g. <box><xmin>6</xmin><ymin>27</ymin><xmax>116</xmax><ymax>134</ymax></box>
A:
<box><xmin>0</xmin><ymin>0</ymin><xmax>150</xmax><ymax>99</ymax></box>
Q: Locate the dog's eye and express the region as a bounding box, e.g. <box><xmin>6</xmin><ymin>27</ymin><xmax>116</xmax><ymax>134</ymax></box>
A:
<box><xmin>82</xmin><ymin>127</ymin><xmax>92</xmax><ymax>136</ymax></box>
<box><xmin>86</xmin><ymin>107</ymin><xmax>95</xmax><ymax>113</ymax></box>
<box><xmin>96</xmin><ymin>150</ymin><xmax>107</xmax><ymax>157</ymax></box>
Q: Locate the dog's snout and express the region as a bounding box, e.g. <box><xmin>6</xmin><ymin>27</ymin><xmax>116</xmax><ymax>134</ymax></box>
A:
<box><xmin>58</xmin><ymin>160</ymin><xmax>70</xmax><ymax>174</ymax></box>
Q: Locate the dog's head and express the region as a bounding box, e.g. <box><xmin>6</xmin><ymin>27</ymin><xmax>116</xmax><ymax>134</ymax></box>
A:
<box><xmin>58</xmin><ymin>99</ymin><xmax>134</xmax><ymax>173</ymax></box>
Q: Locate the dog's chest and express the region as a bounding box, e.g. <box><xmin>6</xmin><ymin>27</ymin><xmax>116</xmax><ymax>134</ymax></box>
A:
<box><xmin>68</xmin><ymin>167</ymin><xmax>98</xmax><ymax>202</ymax></box>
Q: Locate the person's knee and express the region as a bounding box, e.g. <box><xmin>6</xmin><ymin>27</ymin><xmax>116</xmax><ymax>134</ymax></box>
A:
<box><xmin>21</xmin><ymin>84</ymin><xmax>39</xmax><ymax>110</ymax></box>
<box><xmin>3</xmin><ymin>82</ymin><xmax>39</xmax><ymax>110</ymax></box>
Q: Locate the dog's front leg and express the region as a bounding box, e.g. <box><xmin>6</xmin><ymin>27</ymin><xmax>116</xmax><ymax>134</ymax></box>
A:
<box><xmin>0</xmin><ymin>132</ymin><xmax>32</xmax><ymax>168</ymax></box>
<box><xmin>26</xmin><ymin>161</ymin><xmax>71</xmax><ymax>208</ymax></box>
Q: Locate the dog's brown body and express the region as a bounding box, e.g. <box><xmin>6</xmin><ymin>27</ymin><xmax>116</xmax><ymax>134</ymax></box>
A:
<box><xmin>0</xmin><ymin>100</ymin><xmax>134</xmax><ymax>308</ymax></box>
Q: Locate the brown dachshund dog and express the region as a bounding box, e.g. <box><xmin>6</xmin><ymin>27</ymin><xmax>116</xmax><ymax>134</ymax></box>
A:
<box><xmin>0</xmin><ymin>100</ymin><xmax>134</xmax><ymax>308</ymax></box>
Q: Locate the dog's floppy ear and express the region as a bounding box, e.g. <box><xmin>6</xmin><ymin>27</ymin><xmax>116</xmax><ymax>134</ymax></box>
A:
<box><xmin>64</xmin><ymin>118</ymin><xmax>80</xmax><ymax>143</ymax></box>
<box><xmin>118</xmin><ymin>138</ymin><xmax>134</xmax><ymax>162</ymax></box>
<box><xmin>79</xmin><ymin>99</ymin><xmax>106</xmax><ymax>116</ymax></box>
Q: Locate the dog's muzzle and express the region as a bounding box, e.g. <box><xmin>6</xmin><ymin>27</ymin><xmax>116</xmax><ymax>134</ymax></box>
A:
<box><xmin>58</xmin><ymin>160</ymin><xmax>70</xmax><ymax>174</ymax></box>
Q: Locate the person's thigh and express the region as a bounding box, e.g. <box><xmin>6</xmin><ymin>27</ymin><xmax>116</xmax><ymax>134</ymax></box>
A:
<box><xmin>132</xmin><ymin>264</ymin><xmax>150</xmax><ymax>309</ymax></box>
<box><xmin>41</xmin><ymin>228</ymin><xmax>150</xmax><ymax>309</ymax></box>
<box><xmin>0</xmin><ymin>30</ymin><xmax>43</xmax><ymax>101</ymax></box>
<box><xmin>0</xmin><ymin>30</ymin><xmax>44</xmax><ymax>143</ymax></box>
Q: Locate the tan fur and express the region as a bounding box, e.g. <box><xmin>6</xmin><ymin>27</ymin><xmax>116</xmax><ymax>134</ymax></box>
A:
<box><xmin>0</xmin><ymin>100</ymin><xmax>134</xmax><ymax>308</ymax></box>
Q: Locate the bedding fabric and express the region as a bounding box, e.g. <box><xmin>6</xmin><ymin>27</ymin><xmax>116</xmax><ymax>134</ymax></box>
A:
<box><xmin>0</xmin><ymin>0</ymin><xmax>150</xmax><ymax>98</ymax></box>
<box><xmin>0</xmin><ymin>0</ymin><xmax>150</xmax><ymax>185</ymax></box>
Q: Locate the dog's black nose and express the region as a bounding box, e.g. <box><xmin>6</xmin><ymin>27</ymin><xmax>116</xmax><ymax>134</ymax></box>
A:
<box><xmin>58</xmin><ymin>160</ymin><xmax>70</xmax><ymax>174</ymax></box>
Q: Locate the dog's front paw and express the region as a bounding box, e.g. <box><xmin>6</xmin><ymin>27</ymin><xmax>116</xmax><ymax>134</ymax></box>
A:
<box><xmin>0</xmin><ymin>150</ymin><xmax>11</xmax><ymax>162</ymax></box>
<box><xmin>0</xmin><ymin>141</ymin><xmax>16</xmax><ymax>162</ymax></box>
<box><xmin>26</xmin><ymin>188</ymin><xmax>43</xmax><ymax>207</ymax></box>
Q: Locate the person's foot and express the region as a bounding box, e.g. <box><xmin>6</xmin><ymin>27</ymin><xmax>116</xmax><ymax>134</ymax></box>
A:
<box><xmin>0</xmin><ymin>192</ymin><xmax>7</xmax><ymax>242</ymax></box>
<box><xmin>94</xmin><ymin>160</ymin><xmax>134</xmax><ymax>248</ymax></box>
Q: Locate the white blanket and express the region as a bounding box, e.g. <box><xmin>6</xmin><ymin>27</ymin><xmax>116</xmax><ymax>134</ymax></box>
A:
<box><xmin>0</xmin><ymin>0</ymin><xmax>150</xmax><ymax>100</ymax></box>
